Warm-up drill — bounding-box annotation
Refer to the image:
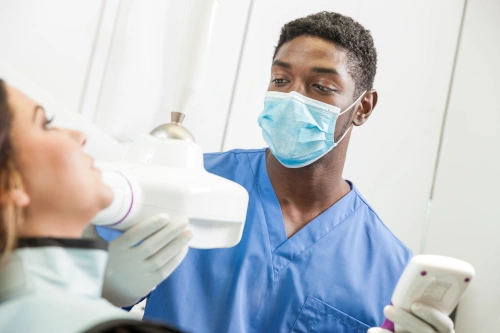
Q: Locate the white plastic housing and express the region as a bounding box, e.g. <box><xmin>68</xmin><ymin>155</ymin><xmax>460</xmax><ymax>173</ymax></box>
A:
<box><xmin>391</xmin><ymin>255</ymin><xmax>475</xmax><ymax>332</ymax></box>
<box><xmin>92</xmin><ymin>134</ymin><xmax>249</xmax><ymax>249</ymax></box>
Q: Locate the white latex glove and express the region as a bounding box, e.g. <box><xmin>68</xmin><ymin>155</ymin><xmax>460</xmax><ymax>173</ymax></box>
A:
<box><xmin>102</xmin><ymin>214</ymin><xmax>192</xmax><ymax>307</ymax></box>
<box><xmin>368</xmin><ymin>328</ymin><xmax>392</xmax><ymax>333</ymax></box>
<box><xmin>367</xmin><ymin>303</ymin><xmax>455</xmax><ymax>333</ymax></box>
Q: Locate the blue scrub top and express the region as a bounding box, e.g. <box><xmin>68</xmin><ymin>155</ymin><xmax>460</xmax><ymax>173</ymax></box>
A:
<box><xmin>98</xmin><ymin>148</ymin><xmax>412</xmax><ymax>333</ymax></box>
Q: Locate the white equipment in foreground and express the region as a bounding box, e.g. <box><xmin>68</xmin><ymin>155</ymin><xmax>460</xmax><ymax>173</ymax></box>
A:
<box><xmin>91</xmin><ymin>0</ymin><xmax>249</xmax><ymax>249</ymax></box>
<box><xmin>391</xmin><ymin>254</ymin><xmax>475</xmax><ymax>332</ymax></box>
<box><xmin>91</xmin><ymin>130</ymin><xmax>249</xmax><ymax>249</ymax></box>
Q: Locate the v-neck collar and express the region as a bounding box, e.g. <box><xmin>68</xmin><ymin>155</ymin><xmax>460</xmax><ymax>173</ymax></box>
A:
<box><xmin>254</xmin><ymin>150</ymin><xmax>361</xmax><ymax>280</ymax></box>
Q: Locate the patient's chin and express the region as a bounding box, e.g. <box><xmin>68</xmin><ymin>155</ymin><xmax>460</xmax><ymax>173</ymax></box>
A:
<box><xmin>95</xmin><ymin>183</ymin><xmax>114</xmax><ymax>211</ymax></box>
<box><xmin>102</xmin><ymin>186</ymin><xmax>114</xmax><ymax>209</ymax></box>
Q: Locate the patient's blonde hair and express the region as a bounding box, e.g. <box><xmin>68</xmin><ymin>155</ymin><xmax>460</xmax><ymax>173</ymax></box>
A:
<box><xmin>0</xmin><ymin>79</ymin><xmax>24</xmax><ymax>264</ymax></box>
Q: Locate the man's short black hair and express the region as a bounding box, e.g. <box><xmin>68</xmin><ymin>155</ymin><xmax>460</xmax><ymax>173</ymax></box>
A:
<box><xmin>274</xmin><ymin>11</ymin><xmax>377</xmax><ymax>98</ymax></box>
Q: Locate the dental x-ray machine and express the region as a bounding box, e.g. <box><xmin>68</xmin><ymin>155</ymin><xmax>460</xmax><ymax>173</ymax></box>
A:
<box><xmin>91</xmin><ymin>0</ymin><xmax>249</xmax><ymax>249</ymax></box>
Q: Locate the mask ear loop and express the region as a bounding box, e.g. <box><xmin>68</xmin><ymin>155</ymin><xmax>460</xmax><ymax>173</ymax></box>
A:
<box><xmin>334</xmin><ymin>123</ymin><xmax>353</xmax><ymax>145</ymax></box>
<box><xmin>338</xmin><ymin>90</ymin><xmax>367</xmax><ymax>116</ymax></box>
<box><xmin>334</xmin><ymin>91</ymin><xmax>367</xmax><ymax>144</ymax></box>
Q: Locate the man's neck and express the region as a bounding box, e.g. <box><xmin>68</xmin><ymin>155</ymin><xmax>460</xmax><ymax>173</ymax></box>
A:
<box><xmin>265</xmin><ymin>141</ymin><xmax>351</xmax><ymax>237</ymax></box>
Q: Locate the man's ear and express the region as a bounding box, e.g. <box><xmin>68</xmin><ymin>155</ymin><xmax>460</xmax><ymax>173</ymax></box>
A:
<box><xmin>353</xmin><ymin>89</ymin><xmax>378</xmax><ymax>126</ymax></box>
<box><xmin>10</xmin><ymin>189</ymin><xmax>30</xmax><ymax>207</ymax></box>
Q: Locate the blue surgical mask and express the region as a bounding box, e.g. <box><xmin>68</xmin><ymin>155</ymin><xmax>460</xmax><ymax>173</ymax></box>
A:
<box><xmin>258</xmin><ymin>91</ymin><xmax>365</xmax><ymax>168</ymax></box>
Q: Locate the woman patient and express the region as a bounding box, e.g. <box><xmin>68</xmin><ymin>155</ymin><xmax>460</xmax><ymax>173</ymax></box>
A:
<box><xmin>0</xmin><ymin>79</ymin><xmax>188</xmax><ymax>333</ymax></box>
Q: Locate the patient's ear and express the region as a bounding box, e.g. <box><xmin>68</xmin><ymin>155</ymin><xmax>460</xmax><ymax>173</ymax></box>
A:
<box><xmin>9</xmin><ymin>189</ymin><xmax>30</xmax><ymax>207</ymax></box>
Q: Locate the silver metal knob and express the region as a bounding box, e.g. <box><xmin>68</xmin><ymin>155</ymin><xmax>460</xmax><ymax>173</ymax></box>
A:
<box><xmin>150</xmin><ymin>112</ymin><xmax>196</xmax><ymax>143</ymax></box>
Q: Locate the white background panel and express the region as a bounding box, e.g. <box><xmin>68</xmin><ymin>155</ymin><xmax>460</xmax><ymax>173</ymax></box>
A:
<box><xmin>424</xmin><ymin>0</ymin><xmax>500</xmax><ymax>331</ymax></box>
<box><xmin>0</xmin><ymin>0</ymin><xmax>102</xmax><ymax>113</ymax></box>
<box><xmin>0</xmin><ymin>0</ymin><xmax>125</xmax><ymax>159</ymax></box>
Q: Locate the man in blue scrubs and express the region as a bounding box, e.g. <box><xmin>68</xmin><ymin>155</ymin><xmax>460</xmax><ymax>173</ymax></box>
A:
<box><xmin>145</xmin><ymin>11</ymin><xmax>413</xmax><ymax>332</ymax></box>
<box><xmin>100</xmin><ymin>11</ymin><xmax>413</xmax><ymax>332</ymax></box>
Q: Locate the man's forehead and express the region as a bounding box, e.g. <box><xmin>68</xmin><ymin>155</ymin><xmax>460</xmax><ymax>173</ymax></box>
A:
<box><xmin>273</xmin><ymin>35</ymin><xmax>348</xmax><ymax>66</ymax></box>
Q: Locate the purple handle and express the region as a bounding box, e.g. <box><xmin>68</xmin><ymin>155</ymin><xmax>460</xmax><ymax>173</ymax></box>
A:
<box><xmin>380</xmin><ymin>319</ymin><xmax>394</xmax><ymax>332</ymax></box>
<box><xmin>380</xmin><ymin>301</ymin><xmax>395</xmax><ymax>332</ymax></box>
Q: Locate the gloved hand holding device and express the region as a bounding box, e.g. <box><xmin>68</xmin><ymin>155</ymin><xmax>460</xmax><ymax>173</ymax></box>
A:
<box><xmin>102</xmin><ymin>214</ymin><xmax>192</xmax><ymax>307</ymax></box>
<box><xmin>368</xmin><ymin>255</ymin><xmax>474</xmax><ymax>333</ymax></box>
<box><xmin>368</xmin><ymin>302</ymin><xmax>455</xmax><ymax>333</ymax></box>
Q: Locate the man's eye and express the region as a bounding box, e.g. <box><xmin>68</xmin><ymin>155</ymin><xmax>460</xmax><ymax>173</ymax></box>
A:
<box><xmin>314</xmin><ymin>84</ymin><xmax>333</xmax><ymax>92</ymax></box>
<box><xmin>272</xmin><ymin>79</ymin><xmax>288</xmax><ymax>84</ymax></box>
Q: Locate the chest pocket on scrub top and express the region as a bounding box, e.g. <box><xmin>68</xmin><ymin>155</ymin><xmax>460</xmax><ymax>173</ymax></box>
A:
<box><xmin>290</xmin><ymin>296</ymin><xmax>371</xmax><ymax>333</ymax></box>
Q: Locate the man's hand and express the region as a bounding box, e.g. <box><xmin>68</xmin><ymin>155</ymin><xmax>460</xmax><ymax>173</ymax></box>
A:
<box><xmin>102</xmin><ymin>214</ymin><xmax>192</xmax><ymax>307</ymax></box>
<box><xmin>367</xmin><ymin>302</ymin><xmax>455</xmax><ymax>333</ymax></box>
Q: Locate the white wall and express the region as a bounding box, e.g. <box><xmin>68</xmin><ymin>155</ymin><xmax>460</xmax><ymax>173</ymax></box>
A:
<box><xmin>423</xmin><ymin>0</ymin><xmax>500</xmax><ymax>331</ymax></box>
<box><xmin>0</xmin><ymin>0</ymin><xmax>101</xmax><ymax>113</ymax></box>
<box><xmin>0</xmin><ymin>0</ymin><xmax>126</xmax><ymax>159</ymax></box>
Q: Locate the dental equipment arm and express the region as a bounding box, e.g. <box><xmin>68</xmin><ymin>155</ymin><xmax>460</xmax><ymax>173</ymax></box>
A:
<box><xmin>172</xmin><ymin>0</ymin><xmax>219</xmax><ymax>118</ymax></box>
<box><xmin>368</xmin><ymin>255</ymin><xmax>474</xmax><ymax>333</ymax></box>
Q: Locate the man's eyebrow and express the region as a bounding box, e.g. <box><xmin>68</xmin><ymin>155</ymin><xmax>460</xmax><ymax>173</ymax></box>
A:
<box><xmin>311</xmin><ymin>67</ymin><xmax>341</xmax><ymax>76</ymax></box>
<box><xmin>33</xmin><ymin>105</ymin><xmax>45</xmax><ymax>121</ymax></box>
<box><xmin>272</xmin><ymin>60</ymin><xmax>292</xmax><ymax>69</ymax></box>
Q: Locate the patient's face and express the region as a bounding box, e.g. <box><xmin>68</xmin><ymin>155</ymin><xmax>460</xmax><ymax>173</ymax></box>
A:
<box><xmin>6</xmin><ymin>85</ymin><xmax>112</xmax><ymax>234</ymax></box>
